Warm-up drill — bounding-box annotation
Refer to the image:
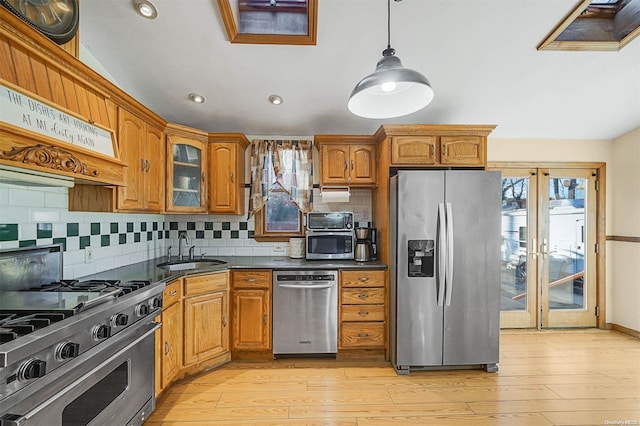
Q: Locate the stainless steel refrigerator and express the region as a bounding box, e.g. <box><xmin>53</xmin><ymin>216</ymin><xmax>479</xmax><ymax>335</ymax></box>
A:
<box><xmin>390</xmin><ymin>170</ymin><xmax>501</xmax><ymax>374</ymax></box>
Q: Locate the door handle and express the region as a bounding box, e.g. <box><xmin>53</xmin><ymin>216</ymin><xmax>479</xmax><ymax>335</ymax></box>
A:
<box><xmin>437</xmin><ymin>203</ymin><xmax>446</xmax><ymax>307</ymax></box>
<box><xmin>445</xmin><ymin>202</ymin><xmax>454</xmax><ymax>307</ymax></box>
<box><xmin>278</xmin><ymin>284</ymin><xmax>333</xmax><ymax>290</ymax></box>
<box><xmin>529</xmin><ymin>238</ymin><xmax>540</xmax><ymax>258</ymax></box>
<box><xmin>230</xmin><ymin>172</ymin><xmax>234</xmax><ymax>183</ymax></box>
<box><xmin>263</xmin><ymin>314</ymin><xmax>268</xmax><ymax>325</ymax></box>
<box><xmin>164</xmin><ymin>341</ymin><xmax>170</xmax><ymax>355</ymax></box>
<box><xmin>222</xmin><ymin>315</ymin><xmax>227</xmax><ymax>327</ymax></box>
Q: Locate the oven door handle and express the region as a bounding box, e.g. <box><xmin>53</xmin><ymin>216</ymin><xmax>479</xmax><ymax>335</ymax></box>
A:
<box><xmin>1</xmin><ymin>321</ymin><xmax>160</xmax><ymax>424</ymax></box>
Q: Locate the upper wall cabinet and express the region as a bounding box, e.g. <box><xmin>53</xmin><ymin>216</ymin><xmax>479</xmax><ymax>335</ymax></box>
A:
<box><xmin>166</xmin><ymin>124</ymin><xmax>208</xmax><ymax>213</ymax></box>
<box><xmin>208</xmin><ymin>133</ymin><xmax>249</xmax><ymax>214</ymax></box>
<box><xmin>314</xmin><ymin>135</ymin><xmax>377</xmax><ymax>187</ymax></box>
<box><xmin>116</xmin><ymin>108</ymin><xmax>165</xmax><ymax>212</ymax></box>
<box><xmin>382</xmin><ymin>125</ymin><xmax>496</xmax><ymax>168</ymax></box>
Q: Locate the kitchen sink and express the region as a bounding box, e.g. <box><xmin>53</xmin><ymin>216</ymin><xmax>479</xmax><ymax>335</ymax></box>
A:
<box><xmin>156</xmin><ymin>259</ymin><xmax>227</xmax><ymax>271</ymax></box>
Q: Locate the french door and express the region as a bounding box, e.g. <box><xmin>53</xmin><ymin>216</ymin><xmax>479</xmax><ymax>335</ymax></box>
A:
<box><xmin>496</xmin><ymin>166</ymin><xmax>599</xmax><ymax>328</ymax></box>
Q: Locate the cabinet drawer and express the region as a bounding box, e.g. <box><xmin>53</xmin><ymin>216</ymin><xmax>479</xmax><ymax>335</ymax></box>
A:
<box><xmin>340</xmin><ymin>322</ymin><xmax>384</xmax><ymax>348</ymax></box>
<box><xmin>341</xmin><ymin>288</ymin><xmax>385</xmax><ymax>305</ymax></box>
<box><xmin>232</xmin><ymin>270</ymin><xmax>271</xmax><ymax>289</ymax></box>
<box><xmin>163</xmin><ymin>278</ymin><xmax>182</xmax><ymax>306</ymax></box>
<box><xmin>184</xmin><ymin>271</ymin><xmax>228</xmax><ymax>296</ymax></box>
<box><xmin>341</xmin><ymin>270</ymin><xmax>385</xmax><ymax>288</ymax></box>
<box><xmin>341</xmin><ymin>304</ymin><xmax>384</xmax><ymax>322</ymax></box>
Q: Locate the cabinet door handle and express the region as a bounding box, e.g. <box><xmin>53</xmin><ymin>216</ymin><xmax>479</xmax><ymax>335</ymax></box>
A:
<box><xmin>358</xmin><ymin>277</ymin><xmax>369</xmax><ymax>282</ymax></box>
<box><xmin>430</xmin><ymin>144</ymin><xmax>435</xmax><ymax>157</ymax></box>
<box><xmin>357</xmin><ymin>333</ymin><xmax>369</xmax><ymax>338</ymax></box>
<box><xmin>146</xmin><ymin>160</ymin><xmax>151</xmax><ymax>172</ymax></box>
<box><xmin>230</xmin><ymin>172</ymin><xmax>234</xmax><ymax>183</ymax></box>
<box><xmin>169</xmin><ymin>290</ymin><xmax>177</xmax><ymax>296</ymax></box>
<box><xmin>358</xmin><ymin>311</ymin><xmax>369</xmax><ymax>316</ymax></box>
<box><xmin>263</xmin><ymin>314</ymin><xmax>268</xmax><ymax>325</ymax></box>
<box><xmin>358</xmin><ymin>294</ymin><xmax>369</xmax><ymax>299</ymax></box>
<box><xmin>351</xmin><ymin>160</ymin><xmax>354</xmax><ymax>170</ymax></box>
<box><xmin>222</xmin><ymin>315</ymin><xmax>227</xmax><ymax>327</ymax></box>
<box><xmin>164</xmin><ymin>341</ymin><xmax>170</xmax><ymax>355</ymax></box>
<box><xmin>344</xmin><ymin>161</ymin><xmax>348</xmax><ymax>171</ymax></box>
<box><xmin>443</xmin><ymin>145</ymin><xmax>448</xmax><ymax>157</ymax></box>
<box><xmin>141</xmin><ymin>159</ymin><xmax>146</xmax><ymax>171</ymax></box>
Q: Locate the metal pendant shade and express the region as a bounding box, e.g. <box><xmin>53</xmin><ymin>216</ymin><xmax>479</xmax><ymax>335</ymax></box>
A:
<box><xmin>348</xmin><ymin>0</ymin><xmax>434</xmax><ymax>119</ymax></box>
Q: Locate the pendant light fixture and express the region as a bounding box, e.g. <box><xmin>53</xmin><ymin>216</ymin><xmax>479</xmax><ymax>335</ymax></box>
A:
<box><xmin>347</xmin><ymin>0</ymin><xmax>434</xmax><ymax>119</ymax></box>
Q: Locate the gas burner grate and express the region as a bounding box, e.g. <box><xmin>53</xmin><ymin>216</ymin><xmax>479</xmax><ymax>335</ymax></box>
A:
<box><xmin>0</xmin><ymin>312</ymin><xmax>70</xmax><ymax>342</ymax></box>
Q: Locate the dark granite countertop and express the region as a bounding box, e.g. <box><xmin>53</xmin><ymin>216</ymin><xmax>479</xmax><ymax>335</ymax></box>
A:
<box><xmin>81</xmin><ymin>256</ymin><xmax>387</xmax><ymax>284</ymax></box>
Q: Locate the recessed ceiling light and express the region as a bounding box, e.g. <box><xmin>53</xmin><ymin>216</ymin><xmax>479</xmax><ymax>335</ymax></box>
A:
<box><xmin>133</xmin><ymin>0</ymin><xmax>158</xmax><ymax>19</ymax></box>
<box><xmin>188</xmin><ymin>93</ymin><xmax>205</xmax><ymax>104</ymax></box>
<box><xmin>268</xmin><ymin>95</ymin><xmax>283</xmax><ymax>105</ymax></box>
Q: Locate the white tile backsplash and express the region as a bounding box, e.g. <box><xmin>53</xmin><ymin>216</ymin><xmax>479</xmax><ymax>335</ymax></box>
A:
<box><xmin>0</xmin><ymin>183</ymin><xmax>374</xmax><ymax>283</ymax></box>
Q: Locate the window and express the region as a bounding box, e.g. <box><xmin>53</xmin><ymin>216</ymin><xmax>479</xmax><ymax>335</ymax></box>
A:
<box><xmin>538</xmin><ymin>0</ymin><xmax>640</xmax><ymax>51</ymax></box>
<box><xmin>248</xmin><ymin>139</ymin><xmax>313</xmax><ymax>242</ymax></box>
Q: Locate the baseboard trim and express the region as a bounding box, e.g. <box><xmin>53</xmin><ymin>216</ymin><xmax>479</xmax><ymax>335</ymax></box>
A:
<box><xmin>611</xmin><ymin>323</ymin><xmax>640</xmax><ymax>339</ymax></box>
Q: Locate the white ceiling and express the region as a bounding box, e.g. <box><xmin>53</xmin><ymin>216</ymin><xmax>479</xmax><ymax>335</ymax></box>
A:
<box><xmin>78</xmin><ymin>0</ymin><xmax>640</xmax><ymax>140</ymax></box>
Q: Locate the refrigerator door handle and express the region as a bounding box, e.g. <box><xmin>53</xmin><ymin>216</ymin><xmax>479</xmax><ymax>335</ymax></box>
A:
<box><xmin>437</xmin><ymin>202</ymin><xmax>446</xmax><ymax>307</ymax></box>
<box><xmin>445</xmin><ymin>202</ymin><xmax>454</xmax><ymax>306</ymax></box>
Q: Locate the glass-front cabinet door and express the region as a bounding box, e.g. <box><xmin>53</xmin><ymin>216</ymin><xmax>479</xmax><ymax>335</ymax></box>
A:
<box><xmin>166</xmin><ymin>133</ymin><xmax>207</xmax><ymax>212</ymax></box>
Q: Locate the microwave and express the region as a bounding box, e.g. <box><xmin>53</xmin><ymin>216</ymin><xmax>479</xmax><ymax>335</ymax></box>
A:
<box><xmin>306</xmin><ymin>231</ymin><xmax>354</xmax><ymax>260</ymax></box>
<box><xmin>306</xmin><ymin>212</ymin><xmax>354</xmax><ymax>231</ymax></box>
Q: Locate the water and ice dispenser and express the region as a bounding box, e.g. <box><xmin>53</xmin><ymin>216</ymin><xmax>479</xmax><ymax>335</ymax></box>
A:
<box><xmin>407</xmin><ymin>240</ymin><xmax>434</xmax><ymax>277</ymax></box>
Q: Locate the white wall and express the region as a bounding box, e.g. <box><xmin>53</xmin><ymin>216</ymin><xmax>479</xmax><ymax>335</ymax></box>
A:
<box><xmin>609</xmin><ymin>128</ymin><xmax>640</xmax><ymax>331</ymax></box>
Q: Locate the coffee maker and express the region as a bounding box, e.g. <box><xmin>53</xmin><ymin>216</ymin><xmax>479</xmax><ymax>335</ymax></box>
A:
<box><xmin>354</xmin><ymin>227</ymin><xmax>377</xmax><ymax>262</ymax></box>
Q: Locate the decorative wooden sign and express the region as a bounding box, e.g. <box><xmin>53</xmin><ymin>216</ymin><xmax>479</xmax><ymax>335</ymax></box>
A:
<box><xmin>0</xmin><ymin>81</ymin><xmax>116</xmax><ymax>158</ymax></box>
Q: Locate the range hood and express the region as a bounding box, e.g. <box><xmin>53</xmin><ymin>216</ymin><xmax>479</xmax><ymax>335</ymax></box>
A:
<box><xmin>0</xmin><ymin>164</ymin><xmax>75</xmax><ymax>188</ymax></box>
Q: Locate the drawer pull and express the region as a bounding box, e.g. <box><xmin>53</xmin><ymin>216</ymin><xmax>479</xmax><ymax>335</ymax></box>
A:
<box><xmin>358</xmin><ymin>277</ymin><xmax>369</xmax><ymax>282</ymax></box>
<box><xmin>245</xmin><ymin>278</ymin><xmax>256</xmax><ymax>282</ymax></box>
<box><xmin>358</xmin><ymin>311</ymin><xmax>369</xmax><ymax>316</ymax></box>
<box><xmin>169</xmin><ymin>290</ymin><xmax>177</xmax><ymax>296</ymax></box>
<box><xmin>358</xmin><ymin>294</ymin><xmax>369</xmax><ymax>299</ymax></box>
<box><xmin>357</xmin><ymin>333</ymin><xmax>369</xmax><ymax>338</ymax></box>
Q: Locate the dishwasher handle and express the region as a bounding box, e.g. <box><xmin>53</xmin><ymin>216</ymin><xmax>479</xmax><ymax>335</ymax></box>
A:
<box><xmin>277</xmin><ymin>283</ymin><xmax>334</xmax><ymax>290</ymax></box>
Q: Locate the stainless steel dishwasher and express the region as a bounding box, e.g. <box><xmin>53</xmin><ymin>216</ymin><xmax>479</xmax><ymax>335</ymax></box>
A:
<box><xmin>272</xmin><ymin>270</ymin><xmax>338</xmax><ymax>356</ymax></box>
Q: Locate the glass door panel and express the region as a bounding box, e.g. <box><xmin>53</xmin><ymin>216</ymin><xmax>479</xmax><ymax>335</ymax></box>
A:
<box><xmin>499</xmin><ymin>169</ymin><xmax>537</xmax><ymax>328</ymax></box>
<box><xmin>541</xmin><ymin>169</ymin><xmax>597</xmax><ymax>327</ymax></box>
<box><xmin>172</xmin><ymin>143</ymin><xmax>202</xmax><ymax>208</ymax></box>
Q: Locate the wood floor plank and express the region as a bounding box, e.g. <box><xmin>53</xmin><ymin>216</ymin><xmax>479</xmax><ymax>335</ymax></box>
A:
<box><xmin>356</xmin><ymin>412</ymin><xmax>554</xmax><ymax>425</ymax></box>
<box><xmin>468</xmin><ymin>398</ymin><xmax>640</xmax><ymax>414</ymax></box>
<box><xmin>217</xmin><ymin>389</ymin><xmax>394</xmax><ymax>407</ymax></box>
<box><xmin>388</xmin><ymin>385</ymin><xmax>561</xmax><ymax>404</ymax></box>
<box><xmin>542</xmin><ymin>410</ymin><xmax>640</xmax><ymax>425</ymax></box>
<box><xmin>289</xmin><ymin>402</ymin><xmax>472</xmax><ymax>418</ymax></box>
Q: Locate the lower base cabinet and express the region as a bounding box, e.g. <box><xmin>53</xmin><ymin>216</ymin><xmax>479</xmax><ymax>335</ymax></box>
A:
<box><xmin>230</xmin><ymin>270</ymin><xmax>272</xmax><ymax>355</ymax></box>
<box><xmin>184</xmin><ymin>290</ymin><xmax>229</xmax><ymax>364</ymax></box>
<box><xmin>155</xmin><ymin>271</ymin><xmax>230</xmax><ymax>397</ymax></box>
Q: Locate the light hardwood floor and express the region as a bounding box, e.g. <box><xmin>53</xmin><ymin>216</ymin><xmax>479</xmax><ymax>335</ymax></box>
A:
<box><xmin>146</xmin><ymin>329</ymin><xmax>640</xmax><ymax>425</ymax></box>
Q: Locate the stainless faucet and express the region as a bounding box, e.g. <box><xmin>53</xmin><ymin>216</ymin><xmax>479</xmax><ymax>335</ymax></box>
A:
<box><xmin>178</xmin><ymin>232</ymin><xmax>189</xmax><ymax>260</ymax></box>
<box><xmin>166</xmin><ymin>245</ymin><xmax>172</xmax><ymax>260</ymax></box>
<box><xmin>188</xmin><ymin>245</ymin><xmax>196</xmax><ymax>260</ymax></box>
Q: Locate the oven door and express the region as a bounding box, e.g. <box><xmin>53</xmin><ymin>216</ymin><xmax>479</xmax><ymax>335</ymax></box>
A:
<box><xmin>306</xmin><ymin>232</ymin><xmax>354</xmax><ymax>259</ymax></box>
<box><xmin>0</xmin><ymin>320</ymin><xmax>160</xmax><ymax>426</ymax></box>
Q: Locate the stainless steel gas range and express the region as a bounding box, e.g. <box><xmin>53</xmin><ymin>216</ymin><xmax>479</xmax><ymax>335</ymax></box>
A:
<box><xmin>0</xmin><ymin>245</ymin><xmax>163</xmax><ymax>426</ymax></box>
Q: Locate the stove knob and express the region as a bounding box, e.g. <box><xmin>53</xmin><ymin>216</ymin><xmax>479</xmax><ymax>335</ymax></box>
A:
<box><xmin>112</xmin><ymin>313</ymin><xmax>129</xmax><ymax>326</ymax></box>
<box><xmin>136</xmin><ymin>303</ymin><xmax>150</xmax><ymax>317</ymax></box>
<box><xmin>56</xmin><ymin>342</ymin><xmax>80</xmax><ymax>361</ymax></box>
<box><xmin>92</xmin><ymin>324</ymin><xmax>112</xmax><ymax>341</ymax></box>
<box><xmin>152</xmin><ymin>297</ymin><xmax>163</xmax><ymax>309</ymax></box>
<box><xmin>18</xmin><ymin>359</ymin><xmax>46</xmax><ymax>381</ymax></box>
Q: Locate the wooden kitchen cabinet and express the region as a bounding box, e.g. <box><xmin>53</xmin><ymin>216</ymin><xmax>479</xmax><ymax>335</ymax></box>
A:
<box><xmin>230</xmin><ymin>270</ymin><xmax>271</xmax><ymax>353</ymax></box>
<box><xmin>155</xmin><ymin>278</ymin><xmax>183</xmax><ymax>397</ymax></box>
<box><xmin>117</xmin><ymin>108</ymin><xmax>165</xmax><ymax>212</ymax></box>
<box><xmin>166</xmin><ymin>123</ymin><xmax>208</xmax><ymax>213</ymax></box>
<box><xmin>383</xmin><ymin>125</ymin><xmax>495</xmax><ymax>168</ymax></box>
<box><xmin>208</xmin><ymin>133</ymin><xmax>249</xmax><ymax>214</ymax></box>
<box><xmin>183</xmin><ymin>272</ymin><xmax>230</xmax><ymax>365</ymax></box>
<box><xmin>339</xmin><ymin>269</ymin><xmax>386</xmax><ymax>350</ymax></box>
<box><xmin>315</xmin><ymin>135</ymin><xmax>377</xmax><ymax>186</ymax></box>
